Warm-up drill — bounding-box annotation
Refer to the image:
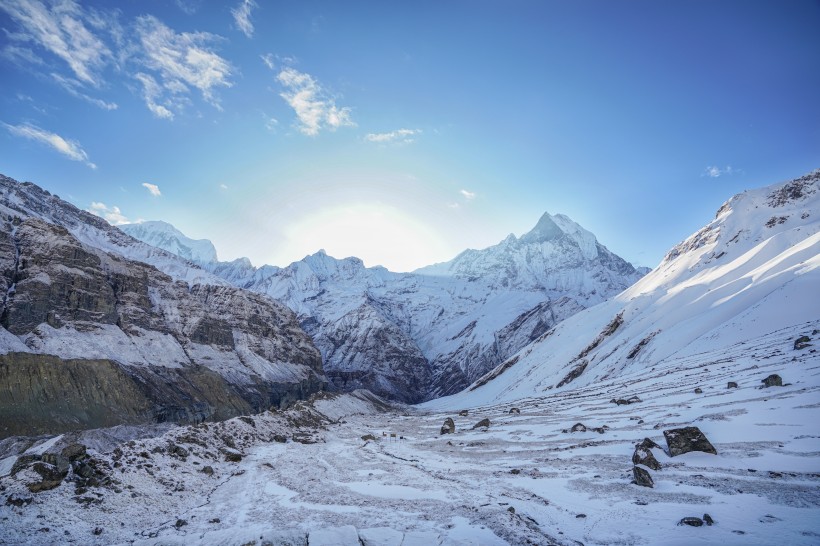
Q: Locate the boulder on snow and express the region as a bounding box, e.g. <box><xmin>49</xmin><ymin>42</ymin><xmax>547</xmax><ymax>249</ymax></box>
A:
<box><xmin>27</xmin><ymin>462</ymin><xmax>69</xmax><ymax>492</ymax></box>
<box><xmin>633</xmin><ymin>465</ymin><xmax>654</xmax><ymax>488</ymax></box>
<box><xmin>727</xmin><ymin>381</ymin><xmax>738</xmax><ymax>389</ymax></box>
<box><xmin>458</xmin><ymin>409</ymin><xmax>469</xmax><ymax>416</ymax></box>
<box><xmin>509</xmin><ymin>407</ymin><xmax>521</xmax><ymax>414</ymax></box>
<box><xmin>632</xmin><ymin>445</ymin><xmax>662</xmax><ymax>470</ymax></box>
<box><xmin>472</xmin><ymin>418</ymin><xmax>491</xmax><ymax>430</ymax></box>
<box><xmin>440</xmin><ymin>417</ymin><xmax>455</xmax><ymax>435</ymax></box>
<box><xmin>678</xmin><ymin>517</ymin><xmax>704</xmax><ymax>527</ymax></box>
<box><xmin>703</xmin><ymin>513</ymin><xmax>715</xmax><ymax>526</ymax></box>
<box><xmin>60</xmin><ymin>444</ymin><xmax>87</xmax><ymax>462</ymax></box>
<box><xmin>663</xmin><ymin>426</ymin><xmax>717</xmax><ymax>456</ymax></box>
<box><xmin>761</xmin><ymin>374</ymin><xmax>782</xmax><ymax>387</ymax></box>
<box><xmin>694</xmin><ymin>387</ymin><xmax>703</xmax><ymax>394</ymax></box>
<box><xmin>361</xmin><ymin>434</ymin><xmax>377</xmax><ymax>442</ymax></box>
<box><xmin>570</xmin><ymin>422</ymin><xmax>587</xmax><ymax>433</ymax></box>
<box><xmin>794</xmin><ymin>335</ymin><xmax>811</xmax><ymax>350</ymax></box>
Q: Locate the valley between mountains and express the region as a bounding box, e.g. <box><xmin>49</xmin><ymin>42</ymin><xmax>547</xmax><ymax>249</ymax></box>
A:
<box><xmin>0</xmin><ymin>170</ymin><xmax>818</xmax><ymax>545</ymax></box>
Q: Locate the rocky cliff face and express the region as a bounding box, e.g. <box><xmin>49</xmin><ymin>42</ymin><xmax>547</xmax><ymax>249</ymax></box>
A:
<box><xmin>145</xmin><ymin>214</ymin><xmax>645</xmax><ymax>403</ymax></box>
<box><xmin>0</xmin><ymin>175</ymin><xmax>326</xmax><ymax>438</ymax></box>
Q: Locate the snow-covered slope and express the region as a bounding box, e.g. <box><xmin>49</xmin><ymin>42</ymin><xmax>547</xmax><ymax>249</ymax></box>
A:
<box><xmin>120</xmin><ymin>220</ymin><xmax>218</xmax><ymax>264</ymax></box>
<box><xmin>127</xmin><ymin>212</ymin><xmax>644</xmax><ymax>403</ymax></box>
<box><xmin>427</xmin><ymin>169</ymin><xmax>820</xmax><ymax>408</ymax></box>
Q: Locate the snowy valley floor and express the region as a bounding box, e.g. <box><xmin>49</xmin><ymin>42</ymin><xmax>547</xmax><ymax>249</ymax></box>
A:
<box><xmin>1</xmin><ymin>324</ymin><xmax>819</xmax><ymax>545</ymax></box>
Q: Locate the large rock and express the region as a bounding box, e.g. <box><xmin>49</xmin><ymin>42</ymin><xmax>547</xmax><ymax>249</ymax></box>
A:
<box><xmin>440</xmin><ymin>417</ymin><xmax>455</xmax><ymax>435</ymax></box>
<box><xmin>633</xmin><ymin>465</ymin><xmax>654</xmax><ymax>488</ymax></box>
<box><xmin>663</xmin><ymin>427</ymin><xmax>717</xmax><ymax>456</ymax></box>
<box><xmin>761</xmin><ymin>374</ymin><xmax>782</xmax><ymax>387</ymax></box>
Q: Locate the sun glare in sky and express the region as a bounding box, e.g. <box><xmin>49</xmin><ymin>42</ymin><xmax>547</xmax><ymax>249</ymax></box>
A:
<box><xmin>280</xmin><ymin>203</ymin><xmax>453</xmax><ymax>272</ymax></box>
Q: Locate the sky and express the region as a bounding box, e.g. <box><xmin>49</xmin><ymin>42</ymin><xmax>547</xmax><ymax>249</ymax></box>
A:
<box><xmin>1</xmin><ymin>0</ymin><xmax>818</xmax><ymax>272</ymax></box>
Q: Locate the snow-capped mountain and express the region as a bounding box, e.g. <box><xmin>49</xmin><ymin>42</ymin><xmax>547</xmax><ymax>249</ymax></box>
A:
<box><xmin>120</xmin><ymin>220</ymin><xmax>218</xmax><ymax>264</ymax></box>
<box><xmin>0</xmin><ymin>175</ymin><xmax>326</xmax><ymax>438</ymax></box>
<box><xmin>427</xmin><ymin>169</ymin><xmax>820</xmax><ymax>408</ymax></box>
<box><xmin>126</xmin><ymin>211</ymin><xmax>645</xmax><ymax>403</ymax></box>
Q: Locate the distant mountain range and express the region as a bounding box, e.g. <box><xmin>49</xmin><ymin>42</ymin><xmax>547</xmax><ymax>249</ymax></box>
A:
<box><xmin>122</xmin><ymin>209</ymin><xmax>647</xmax><ymax>402</ymax></box>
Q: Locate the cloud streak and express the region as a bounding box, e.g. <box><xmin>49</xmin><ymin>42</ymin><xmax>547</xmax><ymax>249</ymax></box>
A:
<box><xmin>0</xmin><ymin>0</ymin><xmax>112</xmax><ymax>87</ymax></box>
<box><xmin>232</xmin><ymin>0</ymin><xmax>256</xmax><ymax>38</ymax></box>
<box><xmin>134</xmin><ymin>15</ymin><xmax>233</xmax><ymax>116</ymax></box>
<box><xmin>703</xmin><ymin>165</ymin><xmax>738</xmax><ymax>178</ymax></box>
<box><xmin>4</xmin><ymin>122</ymin><xmax>96</xmax><ymax>169</ymax></box>
<box><xmin>365</xmin><ymin>128</ymin><xmax>420</xmax><ymax>144</ymax></box>
<box><xmin>142</xmin><ymin>182</ymin><xmax>161</xmax><ymax>196</ymax></box>
<box><xmin>277</xmin><ymin>67</ymin><xmax>354</xmax><ymax>136</ymax></box>
<box><xmin>460</xmin><ymin>189</ymin><xmax>476</xmax><ymax>200</ymax></box>
<box><xmin>89</xmin><ymin>202</ymin><xmax>128</xmax><ymax>224</ymax></box>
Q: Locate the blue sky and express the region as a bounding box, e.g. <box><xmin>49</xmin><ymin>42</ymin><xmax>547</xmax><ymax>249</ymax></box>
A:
<box><xmin>1</xmin><ymin>0</ymin><xmax>818</xmax><ymax>272</ymax></box>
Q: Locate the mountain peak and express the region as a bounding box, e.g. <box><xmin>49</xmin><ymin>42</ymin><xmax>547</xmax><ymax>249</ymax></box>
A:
<box><xmin>519</xmin><ymin>212</ymin><xmax>564</xmax><ymax>244</ymax></box>
<box><xmin>120</xmin><ymin>220</ymin><xmax>218</xmax><ymax>264</ymax></box>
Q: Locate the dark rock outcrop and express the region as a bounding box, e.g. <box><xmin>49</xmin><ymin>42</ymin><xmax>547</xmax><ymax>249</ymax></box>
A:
<box><xmin>663</xmin><ymin>427</ymin><xmax>717</xmax><ymax>456</ymax></box>
<box><xmin>761</xmin><ymin>374</ymin><xmax>782</xmax><ymax>387</ymax></box>
<box><xmin>0</xmin><ymin>179</ymin><xmax>327</xmax><ymax>438</ymax></box>
<box><xmin>440</xmin><ymin>417</ymin><xmax>455</xmax><ymax>435</ymax></box>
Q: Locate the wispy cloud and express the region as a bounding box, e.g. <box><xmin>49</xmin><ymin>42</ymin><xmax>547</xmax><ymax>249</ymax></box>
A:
<box><xmin>134</xmin><ymin>15</ymin><xmax>233</xmax><ymax>116</ymax></box>
<box><xmin>447</xmin><ymin>202</ymin><xmax>460</xmax><ymax>209</ymax></box>
<box><xmin>460</xmin><ymin>189</ymin><xmax>476</xmax><ymax>200</ymax></box>
<box><xmin>703</xmin><ymin>165</ymin><xmax>738</xmax><ymax>178</ymax></box>
<box><xmin>219</xmin><ymin>183</ymin><xmax>228</xmax><ymax>190</ymax></box>
<box><xmin>89</xmin><ymin>202</ymin><xmax>128</xmax><ymax>224</ymax></box>
<box><xmin>3</xmin><ymin>122</ymin><xmax>96</xmax><ymax>169</ymax></box>
<box><xmin>134</xmin><ymin>72</ymin><xmax>174</xmax><ymax>119</ymax></box>
<box><xmin>260</xmin><ymin>53</ymin><xmax>275</xmax><ymax>70</ymax></box>
<box><xmin>51</xmin><ymin>73</ymin><xmax>118</xmax><ymax>110</ymax></box>
<box><xmin>365</xmin><ymin>128</ymin><xmax>420</xmax><ymax>144</ymax></box>
<box><xmin>0</xmin><ymin>0</ymin><xmax>112</xmax><ymax>87</ymax></box>
<box><xmin>142</xmin><ymin>182</ymin><xmax>161</xmax><ymax>197</ymax></box>
<box><xmin>277</xmin><ymin>67</ymin><xmax>354</xmax><ymax>136</ymax></box>
<box><xmin>232</xmin><ymin>0</ymin><xmax>256</xmax><ymax>38</ymax></box>
<box><xmin>175</xmin><ymin>0</ymin><xmax>201</xmax><ymax>15</ymax></box>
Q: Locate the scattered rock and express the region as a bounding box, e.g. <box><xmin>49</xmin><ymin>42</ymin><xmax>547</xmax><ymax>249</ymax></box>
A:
<box><xmin>590</xmin><ymin>427</ymin><xmax>606</xmax><ymax>434</ymax></box>
<box><xmin>761</xmin><ymin>374</ymin><xmax>782</xmax><ymax>387</ymax></box>
<box><xmin>510</xmin><ymin>469</ymin><xmax>521</xmax><ymax>475</ymax></box>
<box><xmin>703</xmin><ymin>513</ymin><xmax>715</xmax><ymax>526</ymax></box>
<box><xmin>507</xmin><ymin>506</ymin><xmax>515</xmax><ymax>514</ymax></box>
<box><xmin>727</xmin><ymin>381</ymin><xmax>738</xmax><ymax>389</ymax></box>
<box><xmin>61</xmin><ymin>444</ymin><xmax>87</xmax><ymax>462</ymax></box>
<box><xmin>663</xmin><ymin>426</ymin><xmax>717</xmax><ymax>456</ymax></box>
<box><xmin>794</xmin><ymin>335</ymin><xmax>811</xmax><ymax>350</ymax></box>
<box><xmin>440</xmin><ymin>417</ymin><xmax>456</xmax><ymax>435</ymax></box>
<box><xmin>93</xmin><ymin>527</ymin><xmax>103</xmax><ymax>535</ymax></box>
<box><xmin>224</xmin><ymin>451</ymin><xmax>242</xmax><ymax>463</ymax></box>
<box><xmin>361</xmin><ymin>434</ymin><xmax>377</xmax><ymax>442</ymax></box>
<box><xmin>472</xmin><ymin>418</ymin><xmax>491</xmax><ymax>429</ymax></box>
<box><xmin>273</xmin><ymin>435</ymin><xmax>287</xmax><ymax>443</ymax></box>
<box><xmin>10</xmin><ymin>454</ymin><xmax>40</xmax><ymax>476</ymax></box>
<box><xmin>209</xmin><ymin>518</ymin><xmax>221</xmax><ymax>524</ymax></box>
<box><xmin>168</xmin><ymin>444</ymin><xmax>189</xmax><ymax>459</ymax></box>
<box><xmin>6</xmin><ymin>495</ymin><xmax>33</xmax><ymax>507</ymax></box>
<box><xmin>576</xmin><ymin>513</ymin><xmax>587</xmax><ymax>519</ymax></box>
<box><xmin>27</xmin><ymin>462</ymin><xmax>69</xmax><ymax>492</ymax></box>
<box><xmin>238</xmin><ymin>416</ymin><xmax>255</xmax><ymax>427</ymax></box>
<box><xmin>509</xmin><ymin>407</ymin><xmax>521</xmax><ymax>414</ymax></box>
<box><xmin>611</xmin><ymin>396</ymin><xmax>641</xmax><ymax>405</ymax></box>
<box><xmin>633</xmin><ymin>465</ymin><xmax>654</xmax><ymax>488</ymax></box>
<box><xmin>678</xmin><ymin>517</ymin><xmax>704</xmax><ymax>527</ymax></box>
<box><xmin>570</xmin><ymin>423</ymin><xmax>587</xmax><ymax>433</ymax></box>
<box><xmin>458</xmin><ymin>410</ymin><xmax>469</xmax><ymax>416</ymax></box>
<box><xmin>201</xmin><ymin>466</ymin><xmax>214</xmax><ymax>476</ymax></box>
<box><xmin>175</xmin><ymin>519</ymin><xmax>187</xmax><ymax>528</ymax></box>
<box><xmin>694</xmin><ymin>388</ymin><xmax>703</xmax><ymax>394</ymax></box>
<box><xmin>632</xmin><ymin>445</ymin><xmax>662</xmax><ymax>471</ymax></box>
